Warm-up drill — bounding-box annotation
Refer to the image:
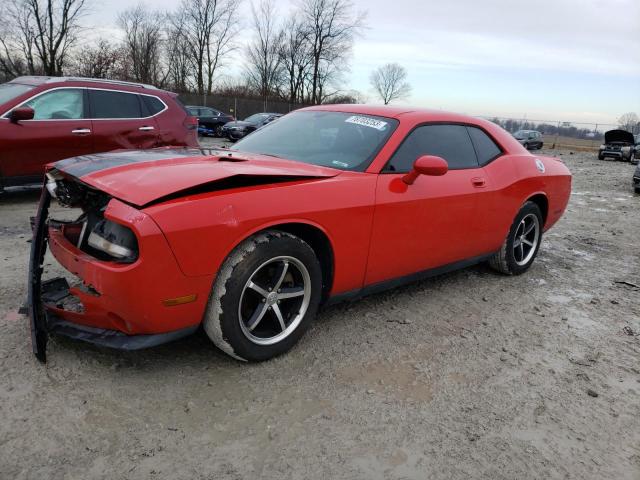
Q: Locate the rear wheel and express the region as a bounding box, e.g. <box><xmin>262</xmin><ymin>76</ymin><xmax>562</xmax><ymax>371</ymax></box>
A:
<box><xmin>215</xmin><ymin>125</ymin><xmax>224</xmax><ymax>137</ymax></box>
<box><xmin>523</xmin><ymin>142</ymin><xmax>529</xmax><ymax>150</ymax></box>
<box><xmin>489</xmin><ymin>201</ymin><xmax>543</xmax><ymax>275</ymax></box>
<box><xmin>203</xmin><ymin>230</ymin><xmax>322</xmax><ymax>361</ymax></box>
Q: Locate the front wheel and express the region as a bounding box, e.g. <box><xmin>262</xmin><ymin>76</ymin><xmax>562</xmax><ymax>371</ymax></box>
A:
<box><xmin>489</xmin><ymin>201</ymin><xmax>543</xmax><ymax>275</ymax></box>
<box><xmin>203</xmin><ymin>230</ymin><xmax>322</xmax><ymax>361</ymax></box>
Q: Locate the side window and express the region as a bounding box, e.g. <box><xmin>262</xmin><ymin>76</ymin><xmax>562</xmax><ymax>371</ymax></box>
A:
<box><xmin>24</xmin><ymin>89</ymin><xmax>84</xmax><ymax>120</ymax></box>
<box><xmin>142</xmin><ymin>96</ymin><xmax>166</xmax><ymax>116</ymax></box>
<box><xmin>89</xmin><ymin>90</ymin><xmax>142</xmax><ymax>119</ymax></box>
<box><xmin>467</xmin><ymin>126</ymin><xmax>502</xmax><ymax>165</ymax></box>
<box><xmin>386</xmin><ymin>124</ymin><xmax>479</xmax><ymax>172</ymax></box>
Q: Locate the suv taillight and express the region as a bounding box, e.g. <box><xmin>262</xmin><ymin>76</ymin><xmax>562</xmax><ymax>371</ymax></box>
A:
<box><xmin>183</xmin><ymin>116</ymin><xmax>198</xmax><ymax>130</ymax></box>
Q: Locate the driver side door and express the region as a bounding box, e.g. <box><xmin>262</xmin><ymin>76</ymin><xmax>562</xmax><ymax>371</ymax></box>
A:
<box><xmin>2</xmin><ymin>88</ymin><xmax>93</xmax><ymax>181</ymax></box>
<box><xmin>365</xmin><ymin>124</ymin><xmax>492</xmax><ymax>286</ymax></box>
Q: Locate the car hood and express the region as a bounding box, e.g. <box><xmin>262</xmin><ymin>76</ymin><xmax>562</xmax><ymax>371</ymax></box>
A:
<box><xmin>224</xmin><ymin>120</ymin><xmax>254</xmax><ymax>128</ymax></box>
<box><xmin>604</xmin><ymin>129</ymin><xmax>634</xmax><ymax>144</ymax></box>
<box><xmin>53</xmin><ymin>148</ymin><xmax>341</xmax><ymax>207</ymax></box>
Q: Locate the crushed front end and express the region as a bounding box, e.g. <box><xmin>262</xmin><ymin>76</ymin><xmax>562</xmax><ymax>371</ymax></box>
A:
<box><xmin>28</xmin><ymin>170</ymin><xmax>211</xmax><ymax>363</ymax></box>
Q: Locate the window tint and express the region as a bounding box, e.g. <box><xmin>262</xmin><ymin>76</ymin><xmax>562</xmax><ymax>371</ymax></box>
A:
<box><xmin>386</xmin><ymin>124</ymin><xmax>479</xmax><ymax>172</ymax></box>
<box><xmin>467</xmin><ymin>126</ymin><xmax>502</xmax><ymax>165</ymax></box>
<box><xmin>141</xmin><ymin>95</ymin><xmax>165</xmax><ymax>116</ymax></box>
<box><xmin>89</xmin><ymin>90</ymin><xmax>142</xmax><ymax>119</ymax></box>
<box><xmin>24</xmin><ymin>89</ymin><xmax>84</xmax><ymax>120</ymax></box>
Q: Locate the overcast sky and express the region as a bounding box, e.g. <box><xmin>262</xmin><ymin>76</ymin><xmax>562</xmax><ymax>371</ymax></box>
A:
<box><xmin>87</xmin><ymin>0</ymin><xmax>640</xmax><ymax>125</ymax></box>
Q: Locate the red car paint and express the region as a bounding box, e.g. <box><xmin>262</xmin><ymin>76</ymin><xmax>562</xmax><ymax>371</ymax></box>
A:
<box><xmin>42</xmin><ymin>105</ymin><xmax>571</xmax><ymax>337</ymax></box>
<box><xmin>0</xmin><ymin>76</ymin><xmax>198</xmax><ymax>189</ymax></box>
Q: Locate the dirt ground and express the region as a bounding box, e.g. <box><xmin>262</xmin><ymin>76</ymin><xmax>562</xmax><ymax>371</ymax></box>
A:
<box><xmin>1</xmin><ymin>146</ymin><xmax>639</xmax><ymax>480</ymax></box>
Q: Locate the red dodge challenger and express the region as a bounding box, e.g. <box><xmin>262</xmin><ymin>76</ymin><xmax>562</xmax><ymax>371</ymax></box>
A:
<box><xmin>29</xmin><ymin>105</ymin><xmax>572</xmax><ymax>362</ymax></box>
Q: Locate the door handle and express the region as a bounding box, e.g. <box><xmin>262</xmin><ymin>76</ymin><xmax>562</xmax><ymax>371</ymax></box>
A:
<box><xmin>71</xmin><ymin>128</ymin><xmax>91</xmax><ymax>135</ymax></box>
<box><xmin>471</xmin><ymin>177</ymin><xmax>486</xmax><ymax>188</ymax></box>
<box><xmin>138</xmin><ymin>126</ymin><xmax>155</xmax><ymax>131</ymax></box>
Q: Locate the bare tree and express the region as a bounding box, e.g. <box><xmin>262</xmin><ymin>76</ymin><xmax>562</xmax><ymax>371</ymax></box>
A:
<box><xmin>118</xmin><ymin>5</ymin><xmax>167</xmax><ymax>85</ymax></box>
<box><xmin>70</xmin><ymin>40</ymin><xmax>124</xmax><ymax>78</ymax></box>
<box><xmin>165</xmin><ymin>14</ymin><xmax>194</xmax><ymax>92</ymax></box>
<box><xmin>299</xmin><ymin>0</ymin><xmax>364</xmax><ymax>104</ymax></box>
<box><xmin>1</xmin><ymin>2</ymin><xmax>44</xmax><ymax>77</ymax></box>
<box><xmin>278</xmin><ymin>16</ymin><xmax>312</xmax><ymax>104</ymax></box>
<box><xmin>618</xmin><ymin>112</ymin><xmax>639</xmax><ymax>133</ymax></box>
<box><xmin>244</xmin><ymin>0</ymin><xmax>284</xmax><ymax>99</ymax></box>
<box><xmin>2</xmin><ymin>0</ymin><xmax>88</xmax><ymax>76</ymax></box>
<box><xmin>370</xmin><ymin>63</ymin><xmax>411</xmax><ymax>105</ymax></box>
<box><xmin>179</xmin><ymin>0</ymin><xmax>239</xmax><ymax>96</ymax></box>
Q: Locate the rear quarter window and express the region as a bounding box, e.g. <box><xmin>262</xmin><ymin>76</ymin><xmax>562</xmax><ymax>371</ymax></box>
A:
<box><xmin>467</xmin><ymin>127</ymin><xmax>502</xmax><ymax>165</ymax></box>
<box><xmin>142</xmin><ymin>96</ymin><xmax>166</xmax><ymax>116</ymax></box>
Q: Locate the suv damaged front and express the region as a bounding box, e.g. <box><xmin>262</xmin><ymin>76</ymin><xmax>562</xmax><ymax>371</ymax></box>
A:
<box><xmin>28</xmin><ymin>168</ymin><xmax>208</xmax><ymax>363</ymax></box>
<box><xmin>599</xmin><ymin>129</ymin><xmax>635</xmax><ymax>162</ymax></box>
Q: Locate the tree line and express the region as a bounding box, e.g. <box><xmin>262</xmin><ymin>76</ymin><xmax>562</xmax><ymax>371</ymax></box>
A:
<box><xmin>0</xmin><ymin>0</ymin><xmax>367</xmax><ymax>105</ymax></box>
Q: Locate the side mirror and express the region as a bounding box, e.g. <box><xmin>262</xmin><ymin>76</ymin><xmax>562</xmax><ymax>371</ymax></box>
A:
<box><xmin>9</xmin><ymin>106</ymin><xmax>35</xmax><ymax>123</ymax></box>
<box><xmin>402</xmin><ymin>155</ymin><xmax>448</xmax><ymax>185</ymax></box>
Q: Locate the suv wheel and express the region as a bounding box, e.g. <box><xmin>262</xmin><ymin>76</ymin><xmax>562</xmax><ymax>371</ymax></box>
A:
<box><xmin>203</xmin><ymin>230</ymin><xmax>322</xmax><ymax>361</ymax></box>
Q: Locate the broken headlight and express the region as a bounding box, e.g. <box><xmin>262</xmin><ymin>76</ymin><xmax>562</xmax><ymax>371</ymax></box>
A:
<box><xmin>87</xmin><ymin>219</ymin><xmax>138</xmax><ymax>263</ymax></box>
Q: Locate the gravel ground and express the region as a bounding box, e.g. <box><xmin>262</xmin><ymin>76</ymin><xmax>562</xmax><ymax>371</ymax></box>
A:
<box><xmin>1</xmin><ymin>147</ymin><xmax>639</xmax><ymax>479</ymax></box>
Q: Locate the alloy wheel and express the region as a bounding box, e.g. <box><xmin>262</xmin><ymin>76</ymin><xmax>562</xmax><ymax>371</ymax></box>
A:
<box><xmin>513</xmin><ymin>213</ymin><xmax>540</xmax><ymax>266</ymax></box>
<box><xmin>238</xmin><ymin>256</ymin><xmax>311</xmax><ymax>345</ymax></box>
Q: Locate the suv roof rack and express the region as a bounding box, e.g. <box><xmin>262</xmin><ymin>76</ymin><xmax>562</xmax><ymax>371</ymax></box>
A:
<box><xmin>46</xmin><ymin>77</ymin><xmax>159</xmax><ymax>90</ymax></box>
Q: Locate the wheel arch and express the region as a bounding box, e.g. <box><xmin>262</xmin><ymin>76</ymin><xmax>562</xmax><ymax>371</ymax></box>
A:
<box><xmin>525</xmin><ymin>193</ymin><xmax>549</xmax><ymax>226</ymax></box>
<box><xmin>227</xmin><ymin>220</ymin><xmax>335</xmax><ymax>303</ymax></box>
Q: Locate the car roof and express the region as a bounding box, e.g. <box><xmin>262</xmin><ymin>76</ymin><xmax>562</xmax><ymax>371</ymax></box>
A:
<box><xmin>300</xmin><ymin>104</ymin><xmax>500</xmax><ymax>125</ymax></box>
<box><xmin>8</xmin><ymin>76</ymin><xmax>160</xmax><ymax>91</ymax></box>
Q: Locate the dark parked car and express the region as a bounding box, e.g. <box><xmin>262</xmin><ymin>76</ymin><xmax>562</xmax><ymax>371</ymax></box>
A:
<box><xmin>598</xmin><ymin>129</ymin><xmax>636</xmax><ymax>162</ymax></box>
<box><xmin>633</xmin><ymin>163</ymin><xmax>640</xmax><ymax>193</ymax></box>
<box><xmin>0</xmin><ymin>76</ymin><xmax>198</xmax><ymax>192</ymax></box>
<box><xmin>186</xmin><ymin>105</ymin><xmax>235</xmax><ymax>137</ymax></box>
<box><xmin>513</xmin><ymin>130</ymin><xmax>544</xmax><ymax>150</ymax></box>
<box><xmin>221</xmin><ymin>112</ymin><xmax>283</xmax><ymax>141</ymax></box>
<box><xmin>634</xmin><ymin>134</ymin><xmax>640</xmax><ymax>164</ymax></box>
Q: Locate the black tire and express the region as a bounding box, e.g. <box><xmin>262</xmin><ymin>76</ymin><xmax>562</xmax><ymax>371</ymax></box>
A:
<box><xmin>489</xmin><ymin>201</ymin><xmax>543</xmax><ymax>275</ymax></box>
<box><xmin>635</xmin><ymin>187</ymin><xmax>640</xmax><ymax>194</ymax></box>
<box><xmin>523</xmin><ymin>142</ymin><xmax>529</xmax><ymax>150</ymax></box>
<box><xmin>215</xmin><ymin>125</ymin><xmax>224</xmax><ymax>137</ymax></box>
<box><xmin>203</xmin><ymin>230</ymin><xmax>322</xmax><ymax>361</ymax></box>
<box><xmin>598</xmin><ymin>154</ymin><xmax>604</xmax><ymax>160</ymax></box>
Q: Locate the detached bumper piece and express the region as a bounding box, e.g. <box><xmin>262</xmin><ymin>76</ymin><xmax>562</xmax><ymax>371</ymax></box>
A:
<box><xmin>27</xmin><ymin>188</ymin><xmax>199</xmax><ymax>363</ymax></box>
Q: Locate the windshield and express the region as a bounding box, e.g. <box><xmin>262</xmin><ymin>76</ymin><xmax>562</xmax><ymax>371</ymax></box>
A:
<box><xmin>0</xmin><ymin>83</ymin><xmax>34</xmax><ymax>106</ymax></box>
<box><xmin>232</xmin><ymin>110</ymin><xmax>399</xmax><ymax>171</ymax></box>
<box><xmin>244</xmin><ymin>113</ymin><xmax>269</xmax><ymax>123</ymax></box>
<box><xmin>513</xmin><ymin>130</ymin><xmax>529</xmax><ymax>139</ymax></box>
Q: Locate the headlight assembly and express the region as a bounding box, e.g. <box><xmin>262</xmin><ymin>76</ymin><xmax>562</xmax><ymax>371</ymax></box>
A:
<box><xmin>87</xmin><ymin>219</ymin><xmax>138</xmax><ymax>262</ymax></box>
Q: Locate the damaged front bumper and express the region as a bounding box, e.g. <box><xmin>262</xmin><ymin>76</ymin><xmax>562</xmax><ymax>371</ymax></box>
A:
<box><xmin>28</xmin><ymin>187</ymin><xmax>210</xmax><ymax>363</ymax></box>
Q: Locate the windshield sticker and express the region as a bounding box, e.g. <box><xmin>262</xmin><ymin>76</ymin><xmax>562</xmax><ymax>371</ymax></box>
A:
<box><xmin>332</xmin><ymin>160</ymin><xmax>349</xmax><ymax>168</ymax></box>
<box><xmin>345</xmin><ymin>115</ymin><xmax>388</xmax><ymax>131</ymax></box>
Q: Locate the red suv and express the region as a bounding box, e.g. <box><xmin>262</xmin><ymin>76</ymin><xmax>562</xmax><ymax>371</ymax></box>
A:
<box><xmin>0</xmin><ymin>76</ymin><xmax>198</xmax><ymax>191</ymax></box>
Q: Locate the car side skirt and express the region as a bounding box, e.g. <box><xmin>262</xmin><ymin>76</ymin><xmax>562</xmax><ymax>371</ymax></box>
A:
<box><xmin>324</xmin><ymin>252</ymin><xmax>495</xmax><ymax>307</ymax></box>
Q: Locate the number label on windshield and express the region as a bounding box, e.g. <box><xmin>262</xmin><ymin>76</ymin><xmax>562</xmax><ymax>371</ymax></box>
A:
<box><xmin>345</xmin><ymin>115</ymin><xmax>388</xmax><ymax>131</ymax></box>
